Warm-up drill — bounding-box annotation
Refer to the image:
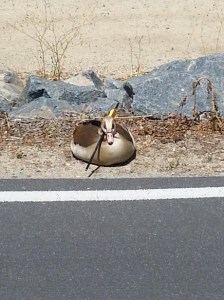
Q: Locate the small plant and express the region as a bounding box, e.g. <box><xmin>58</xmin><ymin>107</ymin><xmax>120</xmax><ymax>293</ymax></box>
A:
<box><xmin>128</xmin><ymin>35</ymin><xmax>143</xmax><ymax>76</ymax></box>
<box><xmin>192</xmin><ymin>77</ymin><xmax>219</xmax><ymax>118</ymax></box>
<box><xmin>167</xmin><ymin>158</ymin><xmax>180</xmax><ymax>170</ymax></box>
<box><xmin>9</xmin><ymin>0</ymin><xmax>79</xmax><ymax>80</ymax></box>
<box><xmin>16</xmin><ymin>151</ymin><xmax>26</xmax><ymax>159</ymax></box>
<box><xmin>192</xmin><ymin>77</ymin><xmax>223</xmax><ymax>132</ymax></box>
<box><xmin>200</xmin><ymin>3</ymin><xmax>224</xmax><ymax>55</ymax></box>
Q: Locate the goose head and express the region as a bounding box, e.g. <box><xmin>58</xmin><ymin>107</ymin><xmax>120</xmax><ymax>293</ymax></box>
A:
<box><xmin>100</xmin><ymin>116</ymin><xmax>116</xmax><ymax>145</ymax></box>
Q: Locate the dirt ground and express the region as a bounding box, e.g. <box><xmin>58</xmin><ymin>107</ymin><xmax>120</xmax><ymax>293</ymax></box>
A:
<box><xmin>1</xmin><ymin>0</ymin><xmax>224</xmax><ymax>178</ymax></box>
<box><xmin>1</xmin><ymin>0</ymin><xmax>224</xmax><ymax>78</ymax></box>
<box><xmin>1</xmin><ymin>114</ymin><xmax>224</xmax><ymax>178</ymax></box>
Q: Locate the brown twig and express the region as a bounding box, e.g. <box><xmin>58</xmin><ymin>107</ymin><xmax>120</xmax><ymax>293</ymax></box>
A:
<box><xmin>3</xmin><ymin>112</ymin><xmax>10</xmax><ymax>130</ymax></box>
<box><xmin>192</xmin><ymin>77</ymin><xmax>219</xmax><ymax>119</ymax></box>
<box><xmin>177</xmin><ymin>96</ymin><xmax>187</xmax><ymax>115</ymax></box>
<box><xmin>8</xmin><ymin>0</ymin><xmax>79</xmax><ymax>80</ymax></box>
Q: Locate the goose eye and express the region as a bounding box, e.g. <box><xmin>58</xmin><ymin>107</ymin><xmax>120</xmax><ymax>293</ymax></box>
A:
<box><xmin>112</xmin><ymin>124</ymin><xmax>116</xmax><ymax>134</ymax></box>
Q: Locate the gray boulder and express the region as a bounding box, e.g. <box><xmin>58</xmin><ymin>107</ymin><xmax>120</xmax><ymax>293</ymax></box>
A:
<box><xmin>0</xmin><ymin>71</ymin><xmax>24</xmax><ymax>111</ymax></box>
<box><xmin>82</xmin><ymin>70</ymin><xmax>104</xmax><ymax>90</ymax></box>
<box><xmin>82</xmin><ymin>70</ymin><xmax>134</xmax><ymax>112</ymax></box>
<box><xmin>0</xmin><ymin>96</ymin><xmax>11</xmax><ymax>113</ymax></box>
<box><xmin>64</xmin><ymin>73</ymin><xmax>94</xmax><ymax>87</ymax></box>
<box><xmin>3</xmin><ymin>71</ymin><xmax>24</xmax><ymax>86</ymax></box>
<box><xmin>6</xmin><ymin>54</ymin><xmax>224</xmax><ymax>118</ymax></box>
<box><xmin>83</xmin><ymin>69</ymin><xmax>126</xmax><ymax>90</ymax></box>
<box><xmin>9</xmin><ymin>97</ymin><xmax>75</xmax><ymax>119</ymax></box>
<box><xmin>128</xmin><ymin>54</ymin><xmax>224</xmax><ymax>116</ymax></box>
<box><xmin>19</xmin><ymin>75</ymin><xmax>105</xmax><ymax>107</ymax></box>
<box><xmin>75</xmin><ymin>97</ymin><xmax>119</xmax><ymax>116</ymax></box>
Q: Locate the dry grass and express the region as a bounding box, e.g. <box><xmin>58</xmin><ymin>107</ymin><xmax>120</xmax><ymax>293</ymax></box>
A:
<box><xmin>1</xmin><ymin>112</ymin><xmax>224</xmax><ymax>149</ymax></box>
<box><xmin>128</xmin><ymin>35</ymin><xmax>144</xmax><ymax>77</ymax></box>
<box><xmin>1</xmin><ymin>111</ymin><xmax>224</xmax><ymax>178</ymax></box>
<box><xmin>8</xmin><ymin>0</ymin><xmax>80</xmax><ymax>80</ymax></box>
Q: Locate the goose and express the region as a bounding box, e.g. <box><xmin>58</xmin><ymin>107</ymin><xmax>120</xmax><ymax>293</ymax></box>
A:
<box><xmin>71</xmin><ymin>115</ymin><xmax>136</xmax><ymax>166</ymax></box>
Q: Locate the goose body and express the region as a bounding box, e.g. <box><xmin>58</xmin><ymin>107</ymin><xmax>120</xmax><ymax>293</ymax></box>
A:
<box><xmin>71</xmin><ymin>116</ymin><xmax>136</xmax><ymax>166</ymax></box>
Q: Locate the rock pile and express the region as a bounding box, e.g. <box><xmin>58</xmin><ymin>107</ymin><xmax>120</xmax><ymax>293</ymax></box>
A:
<box><xmin>0</xmin><ymin>54</ymin><xmax>224</xmax><ymax>119</ymax></box>
<box><xmin>129</xmin><ymin>54</ymin><xmax>224</xmax><ymax>116</ymax></box>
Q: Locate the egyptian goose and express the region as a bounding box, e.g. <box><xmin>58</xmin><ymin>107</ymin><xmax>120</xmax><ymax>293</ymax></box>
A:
<box><xmin>71</xmin><ymin>116</ymin><xmax>136</xmax><ymax>166</ymax></box>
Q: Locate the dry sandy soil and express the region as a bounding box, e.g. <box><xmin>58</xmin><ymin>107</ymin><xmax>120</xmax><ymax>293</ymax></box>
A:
<box><xmin>1</xmin><ymin>114</ymin><xmax>224</xmax><ymax>179</ymax></box>
<box><xmin>1</xmin><ymin>0</ymin><xmax>224</xmax><ymax>78</ymax></box>
<box><xmin>1</xmin><ymin>0</ymin><xmax>224</xmax><ymax>178</ymax></box>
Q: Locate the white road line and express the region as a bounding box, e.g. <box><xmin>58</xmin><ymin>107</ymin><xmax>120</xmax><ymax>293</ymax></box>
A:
<box><xmin>0</xmin><ymin>187</ymin><xmax>223</xmax><ymax>201</ymax></box>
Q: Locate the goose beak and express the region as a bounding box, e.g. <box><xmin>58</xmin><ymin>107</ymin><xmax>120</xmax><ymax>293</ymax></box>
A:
<box><xmin>107</xmin><ymin>132</ymin><xmax>114</xmax><ymax>145</ymax></box>
<box><xmin>101</xmin><ymin>116</ymin><xmax>116</xmax><ymax>145</ymax></box>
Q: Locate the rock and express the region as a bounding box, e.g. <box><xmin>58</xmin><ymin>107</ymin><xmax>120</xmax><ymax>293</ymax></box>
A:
<box><xmin>104</xmin><ymin>88</ymin><xmax>126</xmax><ymax>102</ymax></box>
<box><xmin>128</xmin><ymin>54</ymin><xmax>224</xmax><ymax>116</ymax></box>
<box><xmin>82</xmin><ymin>70</ymin><xmax>104</xmax><ymax>90</ymax></box>
<box><xmin>5</xmin><ymin>54</ymin><xmax>224</xmax><ymax>119</ymax></box>
<box><xmin>9</xmin><ymin>97</ymin><xmax>75</xmax><ymax>119</ymax></box>
<box><xmin>82</xmin><ymin>70</ymin><xmax>134</xmax><ymax>111</ymax></box>
<box><xmin>0</xmin><ymin>71</ymin><xmax>24</xmax><ymax>109</ymax></box>
<box><xmin>82</xmin><ymin>69</ymin><xmax>124</xmax><ymax>90</ymax></box>
<box><xmin>10</xmin><ymin>74</ymin><xmax>126</xmax><ymax>118</ymax></box>
<box><xmin>103</xmin><ymin>78</ymin><xmax>125</xmax><ymax>90</ymax></box>
<box><xmin>75</xmin><ymin>97</ymin><xmax>118</xmax><ymax>115</ymax></box>
<box><xmin>64</xmin><ymin>73</ymin><xmax>94</xmax><ymax>87</ymax></box>
<box><xmin>0</xmin><ymin>96</ymin><xmax>11</xmax><ymax>113</ymax></box>
<box><xmin>3</xmin><ymin>71</ymin><xmax>24</xmax><ymax>86</ymax></box>
<box><xmin>19</xmin><ymin>75</ymin><xmax>105</xmax><ymax>107</ymax></box>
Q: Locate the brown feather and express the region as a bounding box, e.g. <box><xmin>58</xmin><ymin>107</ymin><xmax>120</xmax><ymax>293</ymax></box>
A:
<box><xmin>116</xmin><ymin>123</ymin><xmax>134</xmax><ymax>143</ymax></box>
<box><xmin>71</xmin><ymin>117</ymin><xmax>136</xmax><ymax>166</ymax></box>
<box><xmin>73</xmin><ymin>120</ymin><xmax>101</xmax><ymax>147</ymax></box>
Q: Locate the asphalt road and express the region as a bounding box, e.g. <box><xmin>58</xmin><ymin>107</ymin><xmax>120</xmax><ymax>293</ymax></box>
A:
<box><xmin>0</xmin><ymin>177</ymin><xmax>223</xmax><ymax>300</ymax></box>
